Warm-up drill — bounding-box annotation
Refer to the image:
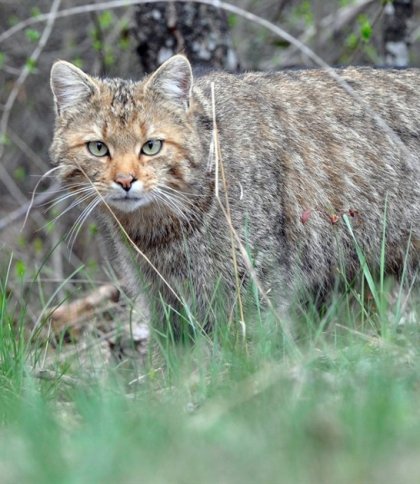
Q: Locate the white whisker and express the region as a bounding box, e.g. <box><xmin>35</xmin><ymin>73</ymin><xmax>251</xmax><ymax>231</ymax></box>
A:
<box><xmin>37</xmin><ymin>192</ymin><xmax>96</xmax><ymax>233</ymax></box>
<box><xmin>45</xmin><ymin>186</ymin><xmax>95</xmax><ymax>209</ymax></box>
<box><xmin>157</xmin><ymin>185</ymin><xmax>204</xmax><ymax>217</ymax></box>
<box><xmin>159</xmin><ymin>191</ymin><xmax>200</xmax><ymax>210</ymax></box>
<box><xmin>154</xmin><ymin>190</ymin><xmax>188</xmax><ymax>221</ymax></box>
<box><xmin>49</xmin><ymin>192</ymin><xmax>96</xmax><ymax>223</ymax></box>
<box><xmin>153</xmin><ymin>188</ymin><xmax>201</xmax><ymax>234</ymax></box>
<box><xmin>66</xmin><ymin>197</ymin><xmax>101</xmax><ymax>254</ymax></box>
<box><xmin>46</xmin><ymin>182</ymin><xmax>92</xmax><ymax>193</ymax></box>
<box><xmin>22</xmin><ymin>166</ymin><xmax>62</xmax><ymax>229</ymax></box>
<box><xmin>162</xmin><ymin>184</ymin><xmax>205</xmax><ymax>198</ymax></box>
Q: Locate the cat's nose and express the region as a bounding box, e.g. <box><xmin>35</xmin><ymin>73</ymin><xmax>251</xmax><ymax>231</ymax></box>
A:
<box><xmin>115</xmin><ymin>173</ymin><xmax>136</xmax><ymax>192</ymax></box>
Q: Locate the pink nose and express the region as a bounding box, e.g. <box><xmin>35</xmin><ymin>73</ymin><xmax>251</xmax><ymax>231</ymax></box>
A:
<box><xmin>115</xmin><ymin>173</ymin><xmax>136</xmax><ymax>191</ymax></box>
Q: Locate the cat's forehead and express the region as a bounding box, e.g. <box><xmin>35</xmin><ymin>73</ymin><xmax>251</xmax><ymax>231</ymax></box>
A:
<box><xmin>99</xmin><ymin>78</ymin><xmax>140</xmax><ymax>118</ymax></box>
<box><xmin>77</xmin><ymin>77</ymin><xmax>185</xmax><ymax>144</ymax></box>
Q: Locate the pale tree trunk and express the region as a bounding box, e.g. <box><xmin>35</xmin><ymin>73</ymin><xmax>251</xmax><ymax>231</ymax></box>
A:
<box><xmin>383</xmin><ymin>0</ymin><xmax>413</xmax><ymax>67</ymax></box>
<box><xmin>133</xmin><ymin>2</ymin><xmax>239</xmax><ymax>74</ymax></box>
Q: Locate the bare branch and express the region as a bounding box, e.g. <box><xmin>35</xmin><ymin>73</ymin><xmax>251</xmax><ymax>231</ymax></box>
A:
<box><xmin>0</xmin><ymin>0</ymin><xmax>413</xmax><ymax>172</ymax></box>
<box><xmin>0</xmin><ymin>182</ymin><xmax>60</xmax><ymax>232</ymax></box>
<box><xmin>8</xmin><ymin>129</ymin><xmax>50</xmax><ymax>172</ymax></box>
<box><xmin>281</xmin><ymin>0</ymin><xmax>376</xmax><ymax>65</ymax></box>
<box><xmin>0</xmin><ymin>0</ymin><xmax>61</xmax><ymax>202</ymax></box>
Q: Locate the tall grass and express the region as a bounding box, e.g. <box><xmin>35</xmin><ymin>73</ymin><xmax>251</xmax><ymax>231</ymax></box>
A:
<box><xmin>0</xmin><ymin>242</ymin><xmax>419</xmax><ymax>483</ymax></box>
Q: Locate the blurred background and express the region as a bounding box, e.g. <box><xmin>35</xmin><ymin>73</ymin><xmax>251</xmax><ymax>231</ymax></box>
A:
<box><xmin>0</xmin><ymin>0</ymin><xmax>418</xmax><ymax>323</ymax></box>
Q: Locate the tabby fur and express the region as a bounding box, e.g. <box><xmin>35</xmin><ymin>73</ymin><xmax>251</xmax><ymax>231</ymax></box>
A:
<box><xmin>50</xmin><ymin>55</ymin><xmax>420</xmax><ymax>330</ymax></box>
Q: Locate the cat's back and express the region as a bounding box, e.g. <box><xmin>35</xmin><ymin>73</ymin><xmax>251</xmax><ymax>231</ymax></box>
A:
<box><xmin>192</xmin><ymin>65</ymin><xmax>419</xmax><ymax>286</ymax></box>
<box><xmin>194</xmin><ymin>66</ymin><xmax>420</xmax><ymax>135</ymax></box>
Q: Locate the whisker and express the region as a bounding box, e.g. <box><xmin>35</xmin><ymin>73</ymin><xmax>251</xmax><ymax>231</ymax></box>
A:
<box><xmin>164</xmin><ymin>190</ymin><xmax>203</xmax><ymax>222</ymax></box>
<box><xmin>45</xmin><ymin>186</ymin><xmax>95</xmax><ymax>209</ymax></box>
<box><xmin>153</xmin><ymin>189</ymin><xmax>201</xmax><ymax>234</ymax></box>
<box><xmin>157</xmin><ymin>185</ymin><xmax>204</xmax><ymax>215</ymax></box>
<box><xmin>154</xmin><ymin>190</ymin><xmax>188</xmax><ymax>221</ymax></box>
<box><xmin>161</xmin><ymin>184</ymin><xmax>205</xmax><ymax>198</ymax></box>
<box><xmin>66</xmin><ymin>197</ymin><xmax>99</xmax><ymax>243</ymax></box>
<box><xmin>157</xmin><ymin>184</ymin><xmax>191</xmax><ymax>203</ymax></box>
<box><xmin>47</xmin><ymin>182</ymin><xmax>91</xmax><ymax>192</ymax></box>
<box><xmin>66</xmin><ymin>197</ymin><xmax>101</xmax><ymax>254</ymax></box>
<box><xmin>50</xmin><ymin>192</ymin><xmax>96</xmax><ymax>222</ymax></box>
<box><xmin>37</xmin><ymin>192</ymin><xmax>96</xmax><ymax>233</ymax></box>
<box><xmin>22</xmin><ymin>166</ymin><xmax>62</xmax><ymax>229</ymax></box>
<box><xmin>30</xmin><ymin>174</ymin><xmax>57</xmax><ymax>178</ymax></box>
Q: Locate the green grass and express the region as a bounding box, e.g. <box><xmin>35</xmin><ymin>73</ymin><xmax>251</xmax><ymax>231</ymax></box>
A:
<box><xmin>0</xmin><ymin>250</ymin><xmax>419</xmax><ymax>483</ymax></box>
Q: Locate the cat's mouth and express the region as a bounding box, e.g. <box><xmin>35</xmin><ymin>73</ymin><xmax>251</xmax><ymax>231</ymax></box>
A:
<box><xmin>107</xmin><ymin>194</ymin><xmax>153</xmax><ymax>213</ymax></box>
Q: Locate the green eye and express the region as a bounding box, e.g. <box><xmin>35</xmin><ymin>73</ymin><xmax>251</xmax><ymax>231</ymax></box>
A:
<box><xmin>87</xmin><ymin>141</ymin><xmax>109</xmax><ymax>157</ymax></box>
<box><xmin>141</xmin><ymin>139</ymin><xmax>163</xmax><ymax>156</ymax></box>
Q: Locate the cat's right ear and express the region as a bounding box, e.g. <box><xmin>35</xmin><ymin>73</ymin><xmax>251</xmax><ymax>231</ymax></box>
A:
<box><xmin>50</xmin><ymin>61</ymin><xmax>98</xmax><ymax>115</ymax></box>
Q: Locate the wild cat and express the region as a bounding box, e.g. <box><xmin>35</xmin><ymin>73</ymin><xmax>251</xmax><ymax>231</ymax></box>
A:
<box><xmin>50</xmin><ymin>55</ymin><xmax>420</xmax><ymax>332</ymax></box>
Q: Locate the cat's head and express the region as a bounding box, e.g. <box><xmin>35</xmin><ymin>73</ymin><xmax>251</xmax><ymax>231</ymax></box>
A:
<box><xmin>50</xmin><ymin>55</ymin><xmax>206</xmax><ymax>216</ymax></box>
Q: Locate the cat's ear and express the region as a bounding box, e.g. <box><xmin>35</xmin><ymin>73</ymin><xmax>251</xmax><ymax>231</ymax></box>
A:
<box><xmin>145</xmin><ymin>55</ymin><xmax>193</xmax><ymax>110</ymax></box>
<box><xmin>50</xmin><ymin>61</ymin><xmax>98</xmax><ymax>115</ymax></box>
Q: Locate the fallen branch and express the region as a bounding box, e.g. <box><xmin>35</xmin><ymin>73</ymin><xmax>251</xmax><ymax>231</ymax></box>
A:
<box><xmin>49</xmin><ymin>284</ymin><xmax>120</xmax><ymax>333</ymax></box>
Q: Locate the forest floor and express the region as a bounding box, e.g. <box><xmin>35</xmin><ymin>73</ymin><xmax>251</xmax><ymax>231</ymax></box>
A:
<box><xmin>0</xmin><ymin>256</ymin><xmax>420</xmax><ymax>484</ymax></box>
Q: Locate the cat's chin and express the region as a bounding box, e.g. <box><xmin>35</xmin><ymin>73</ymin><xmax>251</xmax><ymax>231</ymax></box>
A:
<box><xmin>107</xmin><ymin>197</ymin><xmax>152</xmax><ymax>213</ymax></box>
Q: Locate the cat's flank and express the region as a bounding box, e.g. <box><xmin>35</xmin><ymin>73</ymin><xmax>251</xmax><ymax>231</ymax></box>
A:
<box><xmin>50</xmin><ymin>55</ymin><xmax>420</xmax><ymax>330</ymax></box>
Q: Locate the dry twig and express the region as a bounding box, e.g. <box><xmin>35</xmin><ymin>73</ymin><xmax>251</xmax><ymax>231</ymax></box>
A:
<box><xmin>0</xmin><ymin>0</ymin><xmax>61</xmax><ymax>181</ymax></box>
<box><xmin>49</xmin><ymin>284</ymin><xmax>120</xmax><ymax>333</ymax></box>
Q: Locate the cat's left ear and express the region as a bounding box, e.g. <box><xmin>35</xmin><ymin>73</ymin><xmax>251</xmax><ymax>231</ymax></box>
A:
<box><xmin>145</xmin><ymin>55</ymin><xmax>193</xmax><ymax>110</ymax></box>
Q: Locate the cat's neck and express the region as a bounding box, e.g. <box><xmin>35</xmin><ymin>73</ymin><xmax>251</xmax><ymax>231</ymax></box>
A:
<box><xmin>96</xmin><ymin>200</ymin><xmax>204</xmax><ymax>250</ymax></box>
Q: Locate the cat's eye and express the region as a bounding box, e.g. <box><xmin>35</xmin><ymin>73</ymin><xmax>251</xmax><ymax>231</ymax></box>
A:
<box><xmin>141</xmin><ymin>139</ymin><xmax>163</xmax><ymax>156</ymax></box>
<box><xmin>87</xmin><ymin>141</ymin><xmax>109</xmax><ymax>157</ymax></box>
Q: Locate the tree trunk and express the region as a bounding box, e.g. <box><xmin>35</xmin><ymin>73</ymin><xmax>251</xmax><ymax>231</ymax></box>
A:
<box><xmin>133</xmin><ymin>2</ymin><xmax>238</xmax><ymax>74</ymax></box>
<box><xmin>383</xmin><ymin>0</ymin><xmax>413</xmax><ymax>67</ymax></box>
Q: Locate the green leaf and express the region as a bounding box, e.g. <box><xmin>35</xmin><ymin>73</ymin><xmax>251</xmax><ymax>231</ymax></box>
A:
<box><xmin>71</xmin><ymin>57</ymin><xmax>84</xmax><ymax>69</ymax></box>
<box><xmin>31</xmin><ymin>7</ymin><xmax>41</xmax><ymax>17</ymax></box>
<box><xmin>13</xmin><ymin>167</ymin><xmax>26</xmax><ymax>182</ymax></box>
<box><xmin>99</xmin><ymin>10</ymin><xmax>113</xmax><ymax>29</ymax></box>
<box><xmin>25</xmin><ymin>58</ymin><xmax>37</xmax><ymax>72</ymax></box>
<box><xmin>0</xmin><ymin>134</ymin><xmax>10</xmax><ymax>146</ymax></box>
<box><xmin>358</xmin><ymin>14</ymin><xmax>372</xmax><ymax>42</ymax></box>
<box><xmin>17</xmin><ymin>235</ymin><xmax>26</xmax><ymax>248</ymax></box>
<box><xmin>45</xmin><ymin>220</ymin><xmax>56</xmax><ymax>233</ymax></box>
<box><xmin>104</xmin><ymin>48</ymin><xmax>115</xmax><ymax>67</ymax></box>
<box><xmin>118</xmin><ymin>36</ymin><xmax>130</xmax><ymax>51</ymax></box>
<box><xmin>25</xmin><ymin>28</ymin><xmax>41</xmax><ymax>42</ymax></box>
<box><xmin>345</xmin><ymin>32</ymin><xmax>358</xmax><ymax>50</ymax></box>
<box><xmin>228</xmin><ymin>14</ymin><xmax>237</xmax><ymax>28</ymax></box>
<box><xmin>86</xmin><ymin>259</ymin><xmax>98</xmax><ymax>270</ymax></box>
<box><xmin>15</xmin><ymin>260</ymin><xmax>26</xmax><ymax>279</ymax></box>
<box><xmin>8</xmin><ymin>15</ymin><xmax>19</xmax><ymax>27</ymax></box>
<box><xmin>295</xmin><ymin>0</ymin><xmax>313</xmax><ymax>25</ymax></box>
<box><xmin>92</xmin><ymin>39</ymin><xmax>102</xmax><ymax>52</ymax></box>
<box><xmin>0</xmin><ymin>52</ymin><xmax>5</xmax><ymax>69</ymax></box>
<box><xmin>33</xmin><ymin>237</ymin><xmax>44</xmax><ymax>254</ymax></box>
